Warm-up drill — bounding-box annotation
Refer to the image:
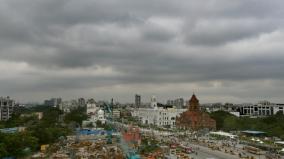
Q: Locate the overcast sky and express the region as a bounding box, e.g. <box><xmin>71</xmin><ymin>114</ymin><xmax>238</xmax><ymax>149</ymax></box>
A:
<box><xmin>1</xmin><ymin>0</ymin><xmax>284</xmax><ymax>104</ymax></box>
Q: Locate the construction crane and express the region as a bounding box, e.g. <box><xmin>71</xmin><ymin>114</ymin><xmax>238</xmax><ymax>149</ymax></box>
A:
<box><xmin>113</xmin><ymin>124</ymin><xmax>140</xmax><ymax>159</ymax></box>
<box><xmin>103</xmin><ymin>102</ymin><xmax>113</xmax><ymax>120</ymax></box>
<box><xmin>102</xmin><ymin>100</ymin><xmax>115</xmax><ymax>144</ymax></box>
<box><xmin>74</xmin><ymin>123</ymin><xmax>81</xmax><ymax>143</ymax></box>
<box><xmin>103</xmin><ymin>99</ymin><xmax>140</xmax><ymax>159</ymax></box>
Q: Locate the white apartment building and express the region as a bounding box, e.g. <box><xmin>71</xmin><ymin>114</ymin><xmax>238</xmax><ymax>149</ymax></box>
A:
<box><xmin>132</xmin><ymin>96</ymin><xmax>186</xmax><ymax>128</ymax></box>
<box><xmin>132</xmin><ymin>107</ymin><xmax>186</xmax><ymax>128</ymax></box>
<box><xmin>59</xmin><ymin>99</ymin><xmax>79</xmax><ymax>113</ymax></box>
<box><xmin>112</xmin><ymin>110</ymin><xmax>121</xmax><ymax>119</ymax></box>
<box><xmin>238</xmin><ymin>101</ymin><xmax>284</xmax><ymax>117</ymax></box>
<box><xmin>83</xmin><ymin>100</ymin><xmax>106</xmax><ymax>127</ymax></box>
<box><xmin>202</xmin><ymin>100</ymin><xmax>284</xmax><ymax>117</ymax></box>
<box><xmin>86</xmin><ymin>102</ymin><xmax>98</xmax><ymax>115</ymax></box>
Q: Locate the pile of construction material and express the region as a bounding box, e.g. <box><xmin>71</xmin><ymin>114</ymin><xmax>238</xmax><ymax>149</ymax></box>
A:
<box><xmin>69</xmin><ymin>141</ymin><xmax>124</xmax><ymax>159</ymax></box>
<box><xmin>50</xmin><ymin>150</ymin><xmax>69</xmax><ymax>159</ymax></box>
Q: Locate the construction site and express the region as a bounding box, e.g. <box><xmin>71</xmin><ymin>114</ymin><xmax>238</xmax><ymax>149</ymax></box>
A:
<box><xmin>21</xmin><ymin>101</ymin><xmax>284</xmax><ymax>159</ymax></box>
<box><xmin>31</xmin><ymin>101</ymin><xmax>227</xmax><ymax>159</ymax></box>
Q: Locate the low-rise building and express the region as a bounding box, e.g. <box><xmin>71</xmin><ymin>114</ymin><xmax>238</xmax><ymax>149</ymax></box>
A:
<box><xmin>82</xmin><ymin>109</ymin><xmax>106</xmax><ymax>127</ymax></box>
<box><xmin>112</xmin><ymin>110</ymin><xmax>121</xmax><ymax>119</ymax></box>
<box><xmin>202</xmin><ymin>101</ymin><xmax>284</xmax><ymax>117</ymax></box>
<box><xmin>21</xmin><ymin>112</ymin><xmax>43</xmax><ymax>120</ymax></box>
<box><xmin>0</xmin><ymin>127</ymin><xmax>26</xmax><ymax>133</ymax></box>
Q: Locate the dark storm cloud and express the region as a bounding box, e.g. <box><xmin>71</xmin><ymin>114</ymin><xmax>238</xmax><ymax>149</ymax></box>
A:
<box><xmin>0</xmin><ymin>0</ymin><xmax>284</xmax><ymax>102</ymax></box>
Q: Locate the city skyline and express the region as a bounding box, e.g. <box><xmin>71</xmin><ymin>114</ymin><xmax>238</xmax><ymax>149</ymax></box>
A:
<box><xmin>1</xmin><ymin>0</ymin><xmax>284</xmax><ymax>103</ymax></box>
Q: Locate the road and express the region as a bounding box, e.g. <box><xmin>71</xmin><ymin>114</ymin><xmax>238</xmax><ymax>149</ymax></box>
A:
<box><xmin>187</xmin><ymin>143</ymin><xmax>239</xmax><ymax>159</ymax></box>
<box><xmin>185</xmin><ymin>143</ymin><xmax>267</xmax><ymax>159</ymax></box>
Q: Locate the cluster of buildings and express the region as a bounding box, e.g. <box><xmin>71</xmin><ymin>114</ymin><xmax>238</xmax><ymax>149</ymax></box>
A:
<box><xmin>132</xmin><ymin>96</ymin><xmax>186</xmax><ymax>128</ymax></box>
<box><xmin>2</xmin><ymin>93</ymin><xmax>284</xmax><ymax>130</ymax></box>
<box><xmin>166</xmin><ymin>98</ymin><xmax>185</xmax><ymax>109</ymax></box>
<box><xmin>43</xmin><ymin>97</ymin><xmax>122</xmax><ymax>128</ymax></box>
<box><xmin>58</xmin><ymin>98</ymin><xmax>88</xmax><ymax>113</ymax></box>
<box><xmin>82</xmin><ymin>100</ymin><xmax>106</xmax><ymax>127</ymax></box>
<box><xmin>202</xmin><ymin>100</ymin><xmax>284</xmax><ymax>117</ymax></box>
<box><xmin>135</xmin><ymin>94</ymin><xmax>186</xmax><ymax>109</ymax></box>
<box><xmin>44</xmin><ymin>97</ymin><xmax>91</xmax><ymax>113</ymax></box>
<box><xmin>132</xmin><ymin>94</ymin><xmax>216</xmax><ymax>130</ymax></box>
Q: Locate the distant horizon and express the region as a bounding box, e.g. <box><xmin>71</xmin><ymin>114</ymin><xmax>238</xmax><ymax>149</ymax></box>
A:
<box><xmin>9</xmin><ymin>93</ymin><xmax>284</xmax><ymax>105</ymax></box>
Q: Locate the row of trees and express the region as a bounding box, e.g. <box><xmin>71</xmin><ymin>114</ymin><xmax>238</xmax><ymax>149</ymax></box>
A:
<box><xmin>210</xmin><ymin>111</ymin><xmax>284</xmax><ymax>139</ymax></box>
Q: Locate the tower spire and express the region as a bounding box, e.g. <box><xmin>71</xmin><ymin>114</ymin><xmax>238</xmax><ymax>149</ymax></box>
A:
<box><xmin>189</xmin><ymin>94</ymin><xmax>200</xmax><ymax>111</ymax></box>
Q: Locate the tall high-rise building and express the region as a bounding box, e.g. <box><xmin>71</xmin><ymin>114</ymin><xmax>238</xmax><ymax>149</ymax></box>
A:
<box><xmin>78</xmin><ymin>98</ymin><xmax>86</xmax><ymax>107</ymax></box>
<box><xmin>167</xmin><ymin>100</ymin><xmax>174</xmax><ymax>106</ymax></box>
<box><xmin>151</xmin><ymin>96</ymin><xmax>157</xmax><ymax>109</ymax></box>
<box><xmin>44</xmin><ymin>98</ymin><xmax>62</xmax><ymax>107</ymax></box>
<box><xmin>0</xmin><ymin>96</ymin><xmax>17</xmax><ymax>121</ymax></box>
<box><xmin>174</xmin><ymin>98</ymin><xmax>184</xmax><ymax>109</ymax></box>
<box><xmin>135</xmin><ymin>94</ymin><xmax>141</xmax><ymax>108</ymax></box>
<box><xmin>167</xmin><ymin>98</ymin><xmax>185</xmax><ymax>109</ymax></box>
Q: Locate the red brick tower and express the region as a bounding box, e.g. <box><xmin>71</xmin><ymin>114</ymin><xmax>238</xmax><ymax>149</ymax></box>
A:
<box><xmin>188</xmin><ymin>94</ymin><xmax>200</xmax><ymax>111</ymax></box>
<box><xmin>176</xmin><ymin>94</ymin><xmax>216</xmax><ymax>130</ymax></box>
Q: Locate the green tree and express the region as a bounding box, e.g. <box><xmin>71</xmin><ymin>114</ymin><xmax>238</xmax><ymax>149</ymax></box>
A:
<box><xmin>210</xmin><ymin>111</ymin><xmax>235</xmax><ymax>130</ymax></box>
<box><xmin>210</xmin><ymin>111</ymin><xmax>284</xmax><ymax>140</ymax></box>
<box><xmin>223</xmin><ymin>116</ymin><xmax>238</xmax><ymax>131</ymax></box>
<box><xmin>96</xmin><ymin>120</ymin><xmax>103</xmax><ymax>128</ymax></box>
<box><xmin>0</xmin><ymin>143</ymin><xmax>8</xmax><ymax>157</ymax></box>
<box><xmin>0</xmin><ymin>132</ymin><xmax>38</xmax><ymax>157</ymax></box>
<box><xmin>64</xmin><ymin>107</ymin><xmax>88</xmax><ymax>125</ymax></box>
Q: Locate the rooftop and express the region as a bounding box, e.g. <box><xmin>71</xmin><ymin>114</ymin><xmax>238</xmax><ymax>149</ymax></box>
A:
<box><xmin>241</xmin><ymin>130</ymin><xmax>266</xmax><ymax>135</ymax></box>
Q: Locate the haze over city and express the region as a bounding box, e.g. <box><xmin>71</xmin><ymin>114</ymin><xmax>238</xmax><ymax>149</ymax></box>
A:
<box><xmin>1</xmin><ymin>0</ymin><xmax>284</xmax><ymax>103</ymax></box>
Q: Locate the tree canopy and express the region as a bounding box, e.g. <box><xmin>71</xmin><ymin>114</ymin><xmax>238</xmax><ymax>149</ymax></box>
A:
<box><xmin>210</xmin><ymin>111</ymin><xmax>284</xmax><ymax>139</ymax></box>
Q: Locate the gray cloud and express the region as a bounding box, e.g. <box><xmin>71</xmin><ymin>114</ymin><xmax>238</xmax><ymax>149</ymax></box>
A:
<box><xmin>0</xmin><ymin>0</ymin><xmax>284</xmax><ymax>103</ymax></box>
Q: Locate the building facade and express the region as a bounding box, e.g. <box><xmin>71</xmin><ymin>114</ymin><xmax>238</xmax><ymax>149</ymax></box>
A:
<box><xmin>135</xmin><ymin>94</ymin><xmax>141</xmax><ymax>108</ymax></box>
<box><xmin>176</xmin><ymin>94</ymin><xmax>216</xmax><ymax>130</ymax></box>
<box><xmin>167</xmin><ymin>98</ymin><xmax>185</xmax><ymax>109</ymax></box>
<box><xmin>132</xmin><ymin>96</ymin><xmax>187</xmax><ymax>128</ymax></box>
<box><xmin>86</xmin><ymin>100</ymin><xmax>98</xmax><ymax>115</ymax></box>
<box><xmin>44</xmin><ymin>98</ymin><xmax>62</xmax><ymax>107</ymax></box>
<box><xmin>202</xmin><ymin>100</ymin><xmax>284</xmax><ymax>117</ymax></box>
<box><xmin>133</xmin><ymin>107</ymin><xmax>186</xmax><ymax>128</ymax></box>
<box><xmin>59</xmin><ymin>100</ymin><xmax>79</xmax><ymax>113</ymax></box>
<box><xmin>150</xmin><ymin>96</ymin><xmax>158</xmax><ymax>109</ymax></box>
<box><xmin>112</xmin><ymin>110</ymin><xmax>121</xmax><ymax>119</ymax></box>
<box><xmin>83</xmin><ymin>100</ymin><xmax>106</xmax><ymax>128</ymax></box>
<box><xmin>78</xmin><ymin>98</ymin><xmax>86</xmax><ymax>107</ymax></box>
<box><xmin>237</xmin><ymin>101</ymin><xmax>284</xmax><ymax>117</ymax></box>
<box><xmin>0</xmin><ymin>96</ymin><xmax>17</xmax><ymax>121</ymax></box>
